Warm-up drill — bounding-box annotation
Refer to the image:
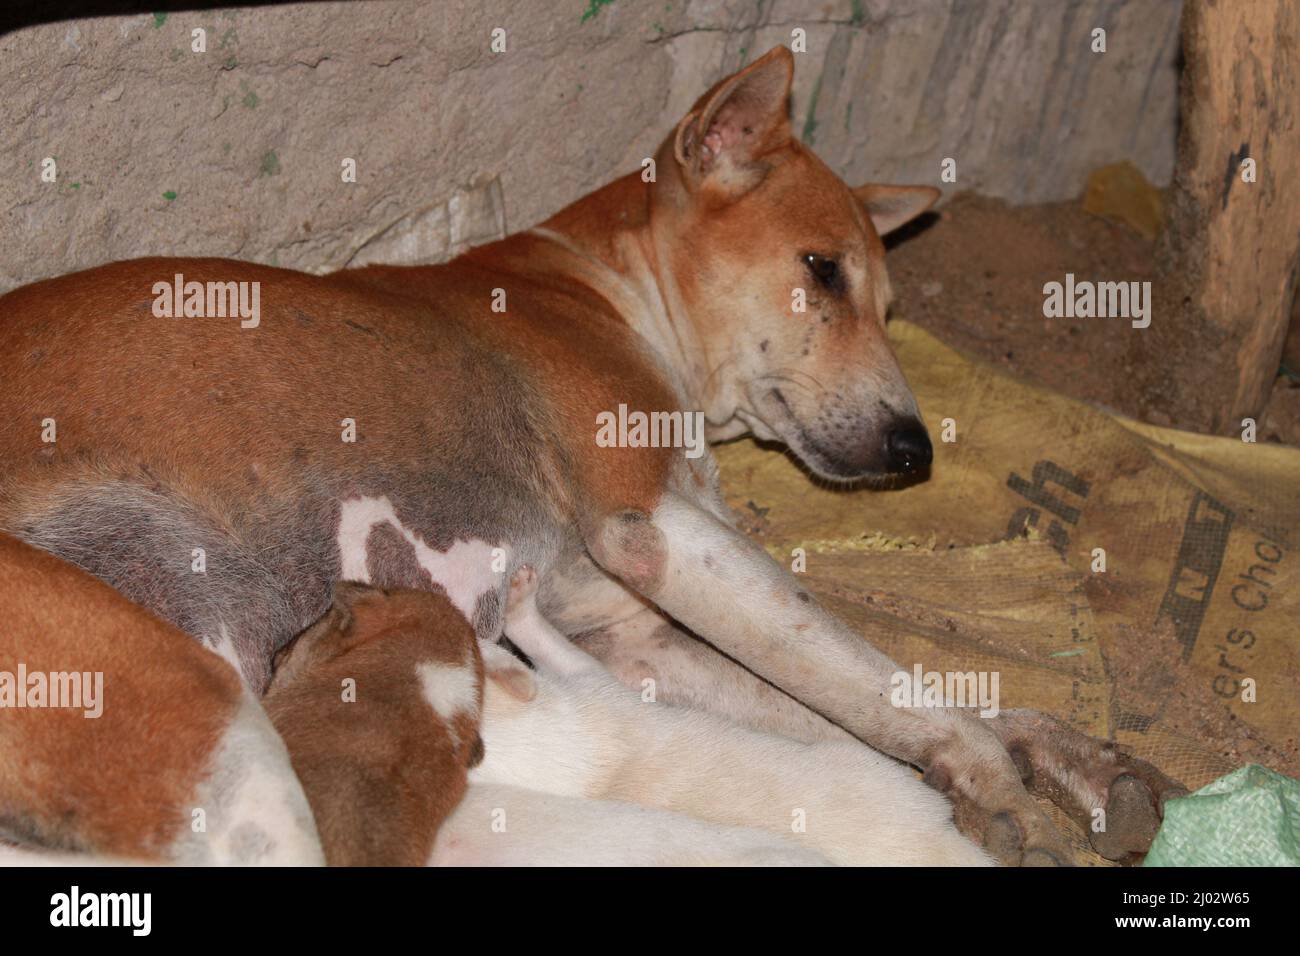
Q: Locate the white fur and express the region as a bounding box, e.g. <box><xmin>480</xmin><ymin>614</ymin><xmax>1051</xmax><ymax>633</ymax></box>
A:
<box><xmin>335</xmin><ymin>495</ymin><xmax>503</xmax><ymax>618</ymax></box>
<box><xmin>172</xmin><ymin>689</ymin><xmax>324</xmax><ymax>865</ymax></box>
<box><xmin>430</xmin><ymin>784</ymin><xmax>829</xmax><ymax>866</ymax></box>
<box><xmin>417</xmin><ymin>654</ymin><xmax>481</xmax><ymax>742</ymax></box>
<box><xmin>476</xmin><ymin>616</ymin><xmax>992</xmax><ymax>867</ymax></box>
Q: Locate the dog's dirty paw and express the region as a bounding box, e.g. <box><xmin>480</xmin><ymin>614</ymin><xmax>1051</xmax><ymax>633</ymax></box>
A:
<box><xmin>955</xmin><ymin>802</ymin><xmax>1074</xmax><ymax>866</ymax></box>
<box><xmin>990</xmin><ymin>709</ymin><xmax>1187</xmax><ymax>862</ymax></box>
<box><xmin>938</xmin><ymin>765</ymin><xmax>1075</xmax><ymax>866</ymax></box>
<box><xmin>1089</xmin><ymin>774</ymin><xmax>1160</xmax><ymax>860</ymax></box>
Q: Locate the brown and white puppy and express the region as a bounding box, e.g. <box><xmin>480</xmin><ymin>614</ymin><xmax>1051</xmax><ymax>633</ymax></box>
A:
<box><xmin>263</xmin><ymin>583</ymin><xmax>484</xmax><ymax>866</ymax></box>
<box><xmin>0</xmin><ymin>533</ymin><xmax>321</xmax><ymax>865</ymax></box>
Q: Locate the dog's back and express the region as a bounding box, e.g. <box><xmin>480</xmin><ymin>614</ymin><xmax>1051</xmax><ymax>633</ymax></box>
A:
<box><xmin>263</xmin><ymin>583</ymin><xmax>484</xmax><ymax>866</ymax></box>
<box><xmin>0</xmin><ymin>533</ymin><xmax>321</xmax><ymax>864</ymax></box>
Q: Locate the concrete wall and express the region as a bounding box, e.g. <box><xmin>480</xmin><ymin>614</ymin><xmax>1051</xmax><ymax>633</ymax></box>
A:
<box><xmin>0</xmin><ymin>0</ymin><xmax>1182</xmax><ymax>292</ymax></box>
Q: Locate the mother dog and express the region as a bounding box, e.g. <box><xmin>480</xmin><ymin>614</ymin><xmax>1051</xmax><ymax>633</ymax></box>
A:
<box><xmin>0</xmin><ymin>47</ymin><xmax>1177</xmax><ymax>864</ymax></box>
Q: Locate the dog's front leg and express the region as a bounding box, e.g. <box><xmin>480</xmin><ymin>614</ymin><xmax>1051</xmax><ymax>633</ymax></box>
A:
<box><xmin>576</xmin><ymin>605</ymin><xmax>853</xmax><ymax>744</ymax></box>
<box><xmin>586</xmin><ymin>492</ymin><xmax>1072</xmax><ymax>865</ymax></box>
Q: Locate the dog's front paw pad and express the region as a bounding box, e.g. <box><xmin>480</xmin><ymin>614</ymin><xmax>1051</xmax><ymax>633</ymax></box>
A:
<box><xmin>1089</xmin><ymin>774</ymin><xmax>1161</xmax><ymax>862</ymax></box>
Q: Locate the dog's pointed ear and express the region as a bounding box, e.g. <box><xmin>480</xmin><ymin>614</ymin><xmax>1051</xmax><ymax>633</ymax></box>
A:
<box><xmin>479</xmin><ymin>639</ymin><xmax>538</xmax><ymax>703</ymax></box>
<box><xmin>853</xmin><ymin>184</ymin><xmax>941</xmax><ymax>237</ymax></box>
<box><xmin>673</xmin><ymin>46</ymin><xmax>794</xmax><ymax>197</ymax></box>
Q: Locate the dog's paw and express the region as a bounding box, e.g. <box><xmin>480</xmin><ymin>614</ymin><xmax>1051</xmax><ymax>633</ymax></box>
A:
<box><xmin>991</xmin><ymin>709</ymin><xmax>1187</xmax><ymax>862</ymax></box>
<box><xmin>926</xmin><ymin>757</ymin><xmax>1074</xmax><ymax>866</ymax></box>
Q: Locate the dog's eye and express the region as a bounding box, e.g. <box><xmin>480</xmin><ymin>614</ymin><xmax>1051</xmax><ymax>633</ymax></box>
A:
<box><xmin>803</xmin><ymin>253</ymin><xmax>843</xmax><ymax>292</ymax></box>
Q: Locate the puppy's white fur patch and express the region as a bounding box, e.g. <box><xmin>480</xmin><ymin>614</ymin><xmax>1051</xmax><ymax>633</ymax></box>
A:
<box><xmin>418</xmin><ymin>655</ymin><xmax>481</xmax><ymax>741</ymax></box>
<box><xmin>174</xmin><ymin>689</ymin><xmax>324</xmax><ymax>865</ymax></box>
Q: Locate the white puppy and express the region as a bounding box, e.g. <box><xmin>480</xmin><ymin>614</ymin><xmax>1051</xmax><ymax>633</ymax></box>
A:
<box><xmin>464</xmin><ymin>575</ymin><xmax>992</xmax><ymax>867</ymax></box>
<box><xmin>430</xmin><ymin>784</ymin><xmax>830</xmax><ymax>866</ymax></box>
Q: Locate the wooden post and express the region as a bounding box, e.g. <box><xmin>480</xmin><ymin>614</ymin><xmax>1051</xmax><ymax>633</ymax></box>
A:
<box><xmin>1165</xmin><ymin>0</ymin><xmax>1300</xmax><ymax>432</ymax></box>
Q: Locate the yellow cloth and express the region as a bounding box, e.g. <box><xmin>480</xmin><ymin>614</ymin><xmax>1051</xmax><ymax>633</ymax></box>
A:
<box><xmin>715</xmin><ymin>321</ymin><xmax>1299</xmax><ymax>865</ymax></box>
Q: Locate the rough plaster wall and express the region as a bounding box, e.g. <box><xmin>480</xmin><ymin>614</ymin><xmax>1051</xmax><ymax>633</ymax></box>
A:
<box><xmin>0</xmin><ymin>0</ymin><xmax>1181</xmax><ymax>292</ymax></box>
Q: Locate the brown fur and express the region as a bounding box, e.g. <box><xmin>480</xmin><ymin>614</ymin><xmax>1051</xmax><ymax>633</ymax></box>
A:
<box><xmin>0</xmin><ymin>533</ymin><xmax>242</xmax><ymax>857</ymax></box>
<box><xmin>262</xmin><ymin>584</ymin><xmax>484</xmax><ymax>867</ymax></box>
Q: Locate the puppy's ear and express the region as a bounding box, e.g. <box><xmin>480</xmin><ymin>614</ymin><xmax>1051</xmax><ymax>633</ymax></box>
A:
<box><xmin>266</xmin><ymin>586</ymin><xmax>363</xmax><ymax>691</ymax></box>
<box><xmin>673</xmin><ymin>46</ymin><xmax>793</xmax><ymax>198</ymax></box>
<box><xmin>479</xmin><ymin>640</ymin><xmax>537</xmax><ymax>703</ymax></box>
<box><xmin>853</xmin><ymin>184</ymin><xmax>941</xmax><ymax>237</ymax></box>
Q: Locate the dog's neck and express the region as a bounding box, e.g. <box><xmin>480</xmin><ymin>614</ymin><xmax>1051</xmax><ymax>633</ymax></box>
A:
<box><xmin>530</xmin><ymin>172</ymin><xmax>730</xmax><ymax>426</ymax></box>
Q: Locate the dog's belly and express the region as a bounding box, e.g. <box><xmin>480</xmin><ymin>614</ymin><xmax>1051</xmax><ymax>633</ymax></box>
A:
<box><xmin>9</xmin><ymin>475</ymin><xmax>563</xmax><ymax>691</ymax></box>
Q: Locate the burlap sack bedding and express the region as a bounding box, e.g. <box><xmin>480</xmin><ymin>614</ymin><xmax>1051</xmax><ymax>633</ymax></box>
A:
<box><xmin>714</xmin><ymin>321</ymin><xmax>1299</xmax><ymax>866</ymax></box>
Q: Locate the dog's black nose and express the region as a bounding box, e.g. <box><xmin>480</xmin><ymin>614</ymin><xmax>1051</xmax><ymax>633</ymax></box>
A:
<box><xmin>886</xmin><ymin>422</ymin><xmax>932</xmax><ymax>472</ymax></box>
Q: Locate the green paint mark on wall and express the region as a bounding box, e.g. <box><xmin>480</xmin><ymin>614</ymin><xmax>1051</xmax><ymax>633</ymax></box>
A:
<box><xmin>162</xmin><ymin>190</ymin><xmax>177</xmax><ymax>200</ymax></box>
<box><xmin>802</xmin><ymin>71</ymin><xmax>823</xmax><ymax>145</ymax></box>
<box><xmin>70</xmin><ymin>182</ymin><xmax>80</xmax><ymax>189</ymax></box>
<box><xmin>580</xmin><ymin>0</ymin><xmax>615</xmax><ymax>23</ymax></box>
<box><xmin>260</xmin><ymin>151</ymin><xmax>281</xmax><ymax>176</ymax></box>
<box><xmin>242</xmin><ymin>89</ymin><xmax>259</xmax><ymax>109</ymax></box>
<box><xmin>152</xmin><ymin>12</ymin><xmax>167</xmax><ymax>28</ymax></box>
<box><xmin>850</xmin><ymin>0</ymin><xmax>866</xmax><ymax>26</ymax></box>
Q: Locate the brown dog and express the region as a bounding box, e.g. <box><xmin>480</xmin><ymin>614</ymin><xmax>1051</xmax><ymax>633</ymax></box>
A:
<box><xmin>263</xmin><ymin>583</ymin><xmax>485</xmax><ymax>866</ymax></box>
<box><xmin>0</xmin><ymin>46</ymin><xmax>1182</xmax><ymax>863</ymax></box>
<box><xmin>0</xmin><ymin>533</ymin><xmax>321</xmax><ymax>864</ymax></box>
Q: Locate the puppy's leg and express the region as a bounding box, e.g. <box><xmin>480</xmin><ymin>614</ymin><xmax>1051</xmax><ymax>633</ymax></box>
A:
<box><xmin>504</xmin><ymin>565</ymin><xmax>602</xmax><ymax>678</ymax></box>
<box><xmin>586</xmin><ymin>493</ymin><xmax>1080</xmax><ymax>865</ymax></box>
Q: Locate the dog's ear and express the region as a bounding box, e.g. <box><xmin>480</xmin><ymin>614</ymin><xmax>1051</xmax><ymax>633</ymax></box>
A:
<box><xmin>853</xmin><ymin>184</ymin><xmax>941</xmax><ymax>237</ymax></box>
<box><xmin>673</xmin><ymin>46</ymin><xmax>794</xmax><ymax>197</ymax></box>
<box><xmin>266</xmin><ymin>583</ymin><xmax>372</xmax><ymax>691</ymax></box>
<box><xmin>479</xmin><ymin>639</ymin><xmax>538</xmax><ymax>703</ymax></box>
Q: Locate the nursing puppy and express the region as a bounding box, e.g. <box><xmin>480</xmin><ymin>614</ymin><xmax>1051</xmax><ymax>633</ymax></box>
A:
<box><xmin>0</xmin><ymin>533</ymin><xmax>320</xmax><ymax>865</ymax></box>
<box><xmin>263</xmin><ymin>583</ymin><xmax>484</xmax><ymax>866</ymax></box>
<box><xmin>464</xmin><ymin>571</ymin><xmax>992</xmax><ymax>867</ymax></box>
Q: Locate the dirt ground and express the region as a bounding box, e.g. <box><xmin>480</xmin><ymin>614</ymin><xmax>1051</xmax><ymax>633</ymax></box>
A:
<box><xmin>886</xmin><ymin>193</ymin><xmax>1300</xmax><ymax>447</ymax></box>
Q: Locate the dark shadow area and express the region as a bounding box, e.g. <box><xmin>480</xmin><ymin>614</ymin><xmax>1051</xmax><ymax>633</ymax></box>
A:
<box><xmin>884</xmin><ymin>209</ymin><xmax>940</xmax><ymax>251</ymax></box>
<box><xmin>0</xmin><ymin>0</ymin><xmax>327</xmax><ymax>38</ymax></box>
<box><xmin>715</xmin><ymin>433</ymin><xmax>932</xmax><ymax>495</ymax></box>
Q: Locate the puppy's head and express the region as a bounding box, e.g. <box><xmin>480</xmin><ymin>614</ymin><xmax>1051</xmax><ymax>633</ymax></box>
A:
<box><xmin>656</xmin><ymin>46</ymin><xmax>938</xmax><ymax>482</ymax></box>
<box><xmin>270</xmin><ymin>582</ymin><xmax>480</xmax><ymax>682</ymax></box>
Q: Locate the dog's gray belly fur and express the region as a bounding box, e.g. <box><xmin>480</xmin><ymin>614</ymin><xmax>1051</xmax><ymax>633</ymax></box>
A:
<box><xmin>12</xmin><ymin>464</ymin><xmax>574</xmax><ymax>692</ymax></box>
